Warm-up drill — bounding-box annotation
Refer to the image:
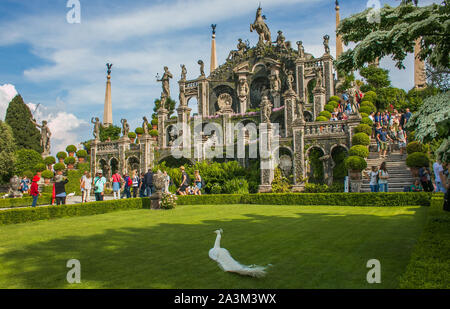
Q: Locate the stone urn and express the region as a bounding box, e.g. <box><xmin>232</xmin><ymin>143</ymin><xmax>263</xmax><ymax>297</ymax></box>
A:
<box><xmin>7</xmin><ymin>176</ymin><xmax>23</xmax><ymax>198</ymax></box>
<box><xmin>58</xmin><ymin>158</ymin><xmax>65</xmax><ymax>163</ymax></box>
<box><xmin>78</xmin><ymin>157</ymin><xmax>85</xmax><ymax>163</ymax></box>
<box><xmin>56</xmin><ymin>170</ymin><xmax>64</xmax><ymax>176</ymax></box>
<box><xmin>349</xmin><ymin>170</ymin><xmax>362</xmax><ymax>181</ymax></box>
<box><xmin>150</xmin><ymin>170</ymin><xmax>166</xmax><ymax>210</ymax></box>
<box><xmin>68</xmin><ymin>152</ymin><xmax>75</xmax><ymax>157</ymax></box>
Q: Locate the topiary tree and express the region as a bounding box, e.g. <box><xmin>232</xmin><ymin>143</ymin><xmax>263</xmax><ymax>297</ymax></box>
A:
<box><xmin>360</xmin><ymin>112</ymin><xmax>369</xmax><ymax>118</ymax></box>
<box><xmin>135</xmin><ymin>127</ymin><xmax>144</xmax><ymax>135</ymax></box>
<box><xmin>349</xmin><ymin>145</ymin><xmax>369</xmax><ymax>158</ymax></box>
<box><xmin>150</xmin><ymin>129</ymin><xmax>159</xmax><ymax>137</ymax></box>
<box><xmin>315</xmin><ymin>116</ymin><xmax>328</xmax><ymax>122</ymax></box>
<box><xmin>41</xmin><ymin>169</ymin><xmax>54</xmax><ymax>179</ymax></box>
<box><xmin>345</xmin><ymin>156</ymin><xmax>367</xmax><ymax>171</ymax></box>
<box><xmin>363</xmin><ymin>91</ymin><xmax>377</xmax><ymax>103</ymax></box>
<box><xmin>0</xmin><ymin>121</ymin><xmax>16</xmax><ymax>183</ymax></box>
<box><xmin>151</xmin><ymin>118</ymin><xmax>159</xmax><ymax>126</ymax></box>
<box><xmin>76</xmin><ymin>150</ymin><xmax>88</xmax><ymax>158</ymax></box>
<box><xmin>64</xmin><ymin>157</ymin><xmax>76</xmax><ymax>165</ymax></box>
<box><xmin>324</xmin><ymin>104</ymin><xmax>335</xmax><ymax>113</ymax></box>
<box><xmin>99</xmin><ymin>124</ymin><xmax>121</xmax><ymax>142</ymax></box>
<box><xmin>406</xmin><ymin>152</ymin><xmax>430</xmax><ymax>168</ymax></box>
<box><xmin>128</xmin><ymin>132</ymin><xmax>137</xmax><ymax>139</ymax></box>
<box><xmin>319</xmin><ymin>111</ymin><xmax>332</xmax><ymax>119</ymax></box>
<box><xmin>13</xmin><ymin>149</ymin><xmax>44</xmax><ymax>176</ymax></box>
<box><xmin>406</xmin><ymin>141</ymin><xmax>426</xmax><ymax>155</ymax></box>
<box><xmin>359</xmin><ymin>105</ymin><xmax>374</xmax><ymax>115</ymax></box>
<box><xmin>56</xmin><ymin>151</ymin><xmax>67</xmax><ymax>160</ymax></box>
<box><xmin>361</xmin><ymin>117</ymin><xmax>374</xmax><ymax>126</ymax></box>
<box><xmin>5</xmin><ymin>95</ymin><xmax>42</xmax><ymax>153</ymax></box>
<box><xmin>352</xmin><ymin>132</ymin><xmax>370</xmax><ymax>146</ymax></box>
<box><xmin>360</xmin><ymin>101</ymin><xmax>376</xmax><ymax>112</ymax></box>
<box><xmin>355</xmin><ymin>124</ymin><xmax>372</xmax><ymax>136</ymax></box>
<box><xmin>34</xmin><ymin>163</ymin><xmax>46</xmax><ymax>173</ymax></box>
<box><xmin>66</xmin><ymin>145</ymin><xmax>77</xmax><ymax>154</ymax></box>
<box><xmin>44</xmin><ymin>156</ymin><xmax>56</xmax><ymax>166</ymax></box>
<box><xmin>329</xmin><ymin>96</ymin><xmax>341</xmax><ymax>103</ymax></box>
<box><xmin>53</xmin><ymin>163</ymin><xmax>66</xmax><ymax>171</ymax></box>
<box><xmin>327</xmin><ymin>100</ymin><xmax>339</xmax><ymax>108</ymax></box>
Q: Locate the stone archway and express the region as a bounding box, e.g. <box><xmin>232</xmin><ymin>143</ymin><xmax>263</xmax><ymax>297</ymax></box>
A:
<box><xmin>127</xmin><ymin>156</ymin><xmax>140</xmax><ymax>175</ymax></box>
<box><xmin>211</xmin><ymin>85</ymin><xmax>238</xmax><ymax>114</ymax></box>
<box><xmin>331</xmin><ymin>144</ymin><xmax>349</xmax><ymax>184</ymax></box>
<box><xmin>250</xmin><ymin>76</ymin><xmax>270</xmax><ymax>109</ymax></box>
<box><xmin>306</xmin><ymin>146</ymin><xmax>325</xmax><ymax>184</ymax></box>
<box><xmin>274</xmin><ymin>146</ymin><xmax>294</xmax><ymax>183</ymax></box>
<box><xmin>110</xmin><ymin>157</ymin><xmax>119</xmax><ymax>175</ymax></box>
<box><xmin>307</xmin><ymin>79</ymin><xmax>317</xmax><ymax>103</ymax></box>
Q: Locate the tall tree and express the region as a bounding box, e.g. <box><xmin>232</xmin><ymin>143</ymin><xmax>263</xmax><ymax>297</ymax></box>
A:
<box><xmin>0</xmin><ymin>121</ymin><xmax>16</xmax><ymax>183</ymax></box>
<box><xmin>5</xmin><ymin>95</ymin><xmax>42</xmax><ymax>153</ymax></box>
<box><xmin>336</xmin><ymin>1</ymin><xmax>449</xmax><ymax>72</ymax></box>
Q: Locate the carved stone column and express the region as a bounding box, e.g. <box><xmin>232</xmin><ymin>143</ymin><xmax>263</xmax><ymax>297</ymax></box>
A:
<box><xmin>295</xmin><ymin>61</ymin><xmax>306</xmax><ymax>102</ymax></box>
<box><xmin>258</xmin><ymin>123</ymin><xmax>274</xmax><ymax>193</ymax></box>
<box><xmin>157</xmin><ymin>108</ymin><xmax>168</xmax><ymax>148</ymax></box>
<box><xmin>90</xmin><ymin>140</ymin><xmax>98</xmax><ymax>176</ymax></box>
<box><xmin>140</xmin><ymin>134</ymin><xmax>153</xmax><ymax>173</ymax></box>
<box><xmin>222</xmin><ymin>112</ymin><xmax>233</xmax><ymax>146</ymax></box>
<box><xmin>177</xmin><ymin>105</ymin><xmax>192</xmax><ymax>151</ymax></box>
<box><xmin>198</xmin><ymin>78</ymin><xmax>209</xmax><ymax>117</ymax></box>
<box><xmin>283</xmin><ymin>89</ymin><xmax>297</xmax><ymax>138</ymax></box>
<box><xmin>313</xmin><ymin>86</ymin><xmax>326</xmax><ymax>119</ymax></box>
<box><xmin>292</xmin><ymin>123</ymin><xmax>306</xmax><ymax>192</ymax></box>
<box><xmin>322</xmin><ymin>55</ymin><xmax>334</xmax><ymax>101</ymax></box>
<box><xmin>117</xmin><ymin>137</ymin><xmax>130</xmax><ymax>175</ymax></box>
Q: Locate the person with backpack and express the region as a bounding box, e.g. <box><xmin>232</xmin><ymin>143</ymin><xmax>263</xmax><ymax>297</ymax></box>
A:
<box><xmin>132</xmin><ymin>170</ymin><xmax>140</xmax><ymax>198</ymax></box>
<box><xmin>194</xmin><ymin>170</ymin><xmax>204</xmax><ymax>195</ymax></box>
<box><xmin>111</xmin><ymin>171</ymin><xmax>123</xmax><ymax>199</ymax></box>
<box><xmin>123</xmin><ymin>172</ymin><xmax>132</xmax><ymax>199</ymax></box>
<box><xmin>53</xmin><ymin>175</ymin><xmax>69</xmax><ymax>205</ymax></box>
<box><xmin>177</xmin><ymin>166</ymin><xmax>189</xmax><ymax>195</ymax></box>
<box><xmin>419</xmin><ymin>164</ymin><xmax>433</xmax><ymax>192</ymax></box>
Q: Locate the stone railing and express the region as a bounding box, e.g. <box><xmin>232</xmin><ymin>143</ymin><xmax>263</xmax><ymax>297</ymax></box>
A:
<box><xmin>304</xmin><ymin>120</ymin><xmax>348</xmax><ymax>136</ymax></box>
<box><xmin>97</xmin><ymin>141</ymin><xmax>119</xmax><ymax>153</ymax></box>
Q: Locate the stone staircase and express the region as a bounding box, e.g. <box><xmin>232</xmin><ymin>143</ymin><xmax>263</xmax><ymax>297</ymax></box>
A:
<box><xmin>361</xmin><ymin>141</ymin><xmax>415</xmax><ymax>192</ymax></box>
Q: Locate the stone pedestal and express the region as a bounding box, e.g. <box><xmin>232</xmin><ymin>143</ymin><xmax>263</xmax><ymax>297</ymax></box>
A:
<box><xmin>90</xmin><ymin>139</ymin><xmax>98</xmax><ymax>175</ymax></box>
<box><xmin>272</xmin><ymin>92</ymin><xmax>281</xmax><ymax>109</ymax></box>
<box><xmin>283</xmin><ymin>90</ymin><xmax>297</xmax><ymax>138</ymax></box>
<box><xmin>140</xmin><ymin>134</ymin><xmax>153</xmax><ymax>173</ymax></box>
<box><xmin>313</xmin><ymin>86</ymin><xmax>326</xmax><ymax>119</ymax></box>
<box><xmin>258</xmin><ymin>124</ymin><xmax>275</xmax><ymax>193</ymax></box>
<box><xmin>118</xmin><ymin>136</ymin><xmax>130</xmax><ymax>174</ymax></box>
<box><xmin>292</xmin><ymin>124</ymin><xmax>306</xmax><ymax>189</ymax></box>
<box><xmin>157</xmin><ymin>108</ymin><xmax>168</xmax><ymax>148</ymax></box>
<box><xmin>322</xmin><ymin>54</ymin><xmax>335</xmax><ymax>101</ymax></box>
<box><xmin>350</xmin><ymin>180</ymin><xmax>362</xmax><ymax>193</ymax></box>
<box><xmin>150</xmin><ymin>192</ymin><xmax>162</xmax><ymax>210</ymax></box>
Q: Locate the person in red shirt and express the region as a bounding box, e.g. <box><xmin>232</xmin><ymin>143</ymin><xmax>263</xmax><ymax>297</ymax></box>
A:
<box><xmin>30</xmin><ymin>175</ymin><xmax>41</xmax><ymax>207</ymax></box>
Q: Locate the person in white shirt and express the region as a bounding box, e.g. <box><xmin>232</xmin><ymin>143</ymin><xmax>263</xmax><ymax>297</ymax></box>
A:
<box><xmin>80</xmin><ymin>171</ymin><xmax>92</xmax><ymax>203</ymax></box>
<box><xmin>364</xmin><ymin>166</ymin><xmax>379</xmax><ymax>192</ymax></box>
<box><xmin>433</xmin><ymin>160</ymin><xmax>447</xmax><ymax>193</ymax></box>
<box><xmin>378</xmin><ymin>162</ymin><xmax>389</xmax><ymax>192</ymax></box>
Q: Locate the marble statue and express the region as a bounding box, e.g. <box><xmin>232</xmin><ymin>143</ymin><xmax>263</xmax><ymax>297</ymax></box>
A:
<box><xmin>275</xmin><ymin>30</ymin><xmax>290</xmax><ymax>51</ymax></box>
<box><xmin>295</xmin><ymin>97</ymin><xmax>304</xmax><ymax>120</ymax></box>
<box><xmin>157</xmin><ymin>66</ymin><xmax>173</xmax><ymax>99</ymax></box>
<box><xmin>227</xmin><ymin>39</ymin><xmax>248</xmax><ymax>61</ymax></box>
<box><xmin>217</xmin><ymin>93</ymin><xmax>233</xmax><ymax>113</ymax></box>
<box><xmin>238</xmin><ymin>78</ymin><xmax>249</xmax><ymax>98</ymax></box>
<box><xmin>314</xmin><ymin>67</ymin><xmax>323</xmax><ymax>89</ymax></box>
<box><xmin>323</xmin><ymin>35</ymin><xmax>330</xmax><ymax>54</ymax></box>
<box><xmin>261</xmin><ymin>95</ymin><xmax>273</xmax><ymax>124</ymax></box>
<box><xmin>198</xmin><ymin>60</ymin><xmax>205</xmax><ymax>77</ymax></box>
<box><xmin>287</xmin><ymin>71</ymin><xmax>295</xmax><ymax>91</ymax></box>
<box><xmin>250</xmin><ymin>5</ymin><xmax>271</xmax><ymax>45</ymax></box>
<box><xmin>91</xmin><ymin>117</ymin><xmax>103</xmax><ymax>140</ymax></box>
<box><xmin>180</xmin><ymin>64</ymin><xmax>187</xmax><ymax>80</ymax></box>
<box><xmin>143</xmin><ymin>116</ymin><xmax>149</xmax><ymax>135</ymax></box>
<box><xmin>121</xmin><ymin>119</ymin><xmax>130</xmax><ymax>137</ymax></box>
<box><xmin>7</xmin><ymin>175</ymin><xmax>23</xmax><ymax>198</ymax></box>
<box><xmin>296</xmin><ymin>41</ymin><xmax>305</xmax><ymax>58</ymax></box>
<box><xmin>270</xmin><ymin>72</ymin><xmax>281</xmax><ymax>92</ymax></box>
<box><xmin>31</xmin><ymin>118</ymin><xmax>51</xmax><ymax>154</ymax></box>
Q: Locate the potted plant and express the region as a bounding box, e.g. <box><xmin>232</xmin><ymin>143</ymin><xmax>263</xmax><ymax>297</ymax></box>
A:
<box><xmin>64</xmin><ymin>156</ymin><xmax>76</xmax><ymax>170</ymax></box>
<box><xmin>66</xmin><ymin>145</ymin><xmax>77</xmax><ymax>157</ymax></box>
<box><xmin>44</xmin><ymin>156</ymin><xmax>56</xmax><ymax>170</ymax></box>
<box><xmin>34</xmin><ymin>163</ymin><xmax>46</xmax><ymax>177</ymax></box>
<box><xmin>135</xmin><ymin>127</ymin><xmax>144</xmax><ymax>138</ymax></box>
<box><xmin>406</xmin><ymin>152</ymin><xmax>429</xmax><ymax>177</ymax></box>
<box><xmin>76</xmin><ymin>149</ymin><xmax>88</xmax><ymax>163</ymax></box>
<box><xmin>128</xmin><ymin>132</ymin><xmax>137</xmax><ymax>143</ymax></box>
<box><xmin>352</xmin><ymin>132</ymin><xmax>371</xmax><ymax>149</ymax></box>
<box><xmin>57</xmin><ymin>151</ymin><xmax>67</xmax><ymax>163</ymax></box>
<box><xmin>41</xmin><ymin>170</ymin><xmax>54</xmax><ymax>185</ymax></box>
<box><xmin>53</xmin><ymin>163</ymin><xmax>66</xmax><ymax>175</ymax></box>
<box><xmin>150</xmin><ymin>129</ymin><xmax>158</xmax><ymax>141</ymax></box>
<box><xmin>151</xmin><ymin>118</ymin><xmax>158</xmax><ymax>130</ymax></box>
<box><xmin>345</xmin><ymin>156</ymin><xmax>367</xmax><ymax>180</ymax></box>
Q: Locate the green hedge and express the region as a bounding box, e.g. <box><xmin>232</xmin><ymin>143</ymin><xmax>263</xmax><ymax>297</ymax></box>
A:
<box><xmin>399</xmin><ymin>197</ymin><xmax>450</xmax><ymax>288</ymax></box>
<box><xmin>0</xmin><ymin>194</ymin><xmax>52</xmax><ymax>209</ymax></box>
<box><xmin>178</xmin><ymin>193</ymin><xmax>432</xmax><ymax>207</ymax></box>
<box><xmin>0</xmin><ymin>198</ymin><xmax>150</xmax><ymax>225</ymax></box>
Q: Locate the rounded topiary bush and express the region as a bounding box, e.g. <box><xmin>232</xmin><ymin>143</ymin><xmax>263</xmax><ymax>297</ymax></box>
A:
<box><xmin>361</xmin><ymin>117</ymin><xmax>374</xmax><ymax>126</ymax></box>
<box><xmin>349</xmin><ymin>145</ymin><xmax>369</xmax><ymax>158</ymax></box>
<box><xmin>319</xmin><ymin>111</ymin><xmax>332</xmax><ymax>119</ymax></box>
<box><xmin>360</xmin><ymin>101</ymin><xmax>376</xmax><ymax>113</ymax></box>
<box><xmin>406</xmin><ymin>152</ymin><xmax>429</xmax><ymax>168</ymax></box>
<box><xmin>327</xmin><ymin>100</ymin><xmax>339</xmax><ymax>108</ymax></box>
<box><xmin>66</xmin><ymin>145</ymin><xmax>77</xmax><ymax>153</ymax></box>
<box><xmin>210</xmin><ymin>183</ymin><xmax>222</xmax><ymax>194</ymax></box>
<box><xmin>345</xmin><ymin>156</ymin><xmax>367</xmax><ymax>171</ymax></box>
<box><xmin>41</xmin><ymin>169</ymin><xmax>54</xmax><ymax>179</ymax></box>
<box><xmin>329</xmin><ymin>96</ymin><xmax>341</xmax><ymax>103</ymax></box>
<box><xmin>23</xmin><ymin>170</ymin><xmax>34</xmax><ymax>179</ymax></box>
<box><xmin>44</xmin><ymin>156</ymin><xmax>56</xmax><ymax>165</ymax></box>
<box><xmin>53</xmin><ymin>163</ymin><xmax>66</xmax><ymax>171</ymax></box>
<box><xmin>354</xmin><ymin>124</ymin><xmax>372</xmax><ymax>136</ymax></box>
<box><xmin>359</xmin><ymin>105</ymin><xmax>374</xmax><ymax>115</ymax></box>
<box><xmin>315</xmin><ymin>116</ymin><xmax>329</xmax><ymax>122</ymax></box>
<box><xmin>360</xmin><ymin>112</ymin><xmax>369</xmax><ymax>118</ymax></box>
<box><xmin>151</xmin><ymin>119</ymin><xmax>158</xmax><ymax>126</ymax></box>
<box><xmin>352</xmin><ymin>132</ymin><xmax>370</xmax><ymax>146</ymax></box>
<box><xmin>76</xmin><ymin>150</ymin><xmax>88</xmax><ymax>158</ymax></box>
<box><xmin>57</xmin><ymin>151</ymin><xmax>67</xmax><ymax>160</ymax></box>
<box><xmin>64</xmin><ymin>157</ymin><xmax>76</xmax><ymax>165</ymax></box>
<box><xmin>363</xmin><ymin>91</ymin><xmax>377</xmax><ymax>103</ymax></box>
<box><xmin>135</xmin><ymin>127</ymin><xmax>144</xmax><ymax>135</ymax></box>
<box><xmin>406</xmin><ymin>141</ymin><xmax>425</xmax><ymax>154</ymax></box>
<box><xmin>150</xmin><ymin>129</ymin><xmax>159</xmax><ymax>137</ymax></box>
<box><xmin>35</xmin><ymin>163</ymin><xmax>46</xmax><ymax>173</ymax></box>
<box><xmin>128</xmin><ymin>132</ymin><xmax>137</xmax><ymax>139</ymax></box>
<box><xmin>324</xmin><ymin>104</ymin><xmax>335</xmax><ymax>113</ymax></box>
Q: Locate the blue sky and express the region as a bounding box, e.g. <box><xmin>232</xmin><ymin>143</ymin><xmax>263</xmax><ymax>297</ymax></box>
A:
<box><xmin>0</xmin><ymin>0</ymin><xmax>440</xmax><ymax>154</ymax></box>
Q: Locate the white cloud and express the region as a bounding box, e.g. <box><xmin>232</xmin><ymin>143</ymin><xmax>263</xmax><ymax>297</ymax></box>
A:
<box><xmin>0</xmin><ymin>84</ymin><xmax>18</xmax><ymax>120</ymax></box>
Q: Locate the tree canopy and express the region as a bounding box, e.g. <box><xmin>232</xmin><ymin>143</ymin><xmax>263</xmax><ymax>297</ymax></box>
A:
<box><xmin>13</xmin><ymin>148</ymin><xmax>44</xmax><ymax>177</ymax></box>
<box><xmin>5</xmin><ymin>95</ymin><xmax>42</xmax><ymax>153</ymax></box>
<box><xmin>99</xmin><ymin>125</ymin><xmax>121</xmax><ymax>142</ymax></box>
<box><xmin>152</xmin><ymin>97</ymin><xmax>176</xmax><ymax>120</ymax></box>
<box><xmin>336</xmin><ymin>2</ymin><xmax>450</xmax><ymax>72</ymax></box>
<box><xmin>0</xmin><ymin>121</ymin><xmax>16</xmax><ymax>182</ymax></box>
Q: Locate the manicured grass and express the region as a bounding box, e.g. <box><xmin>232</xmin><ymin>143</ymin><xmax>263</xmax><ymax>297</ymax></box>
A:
<box><xmin>0</xmin><ymin>205</ymin><xmax>428</xmax><ymax>289</ymax></box>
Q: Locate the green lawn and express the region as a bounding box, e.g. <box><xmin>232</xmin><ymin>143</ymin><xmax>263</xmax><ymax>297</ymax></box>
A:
<box><xmin>0</xmin><ymin>205</ymin><xmax>428</xmax><ymax>289</ymax></box>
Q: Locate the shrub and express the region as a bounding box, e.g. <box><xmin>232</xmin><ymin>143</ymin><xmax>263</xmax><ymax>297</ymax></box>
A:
<box><xmin>359</xmin><ymin>106</ymin><xmax>374</xmax><ymax>115</ymax></box>
<box><xmin>53</xmin><ymin>163</ymin><xmax>66</xmax><ymax>171</ymax></box>
<box><xmin>305</xmin><ymin>183</ymin><xmax>344</xmax><ymax>193</ymax></box>
<box><xmin>352</xmin><ymin>132</ymin><xmax>370</xmax><ymax>146</ymax></box>
<box><xmin>77</xmin><ymin>163</ymin><xmax>90</xmax><ymax>173</ymax></box>
<box><xmin>406</xmin><ymin>141</ymin><xmax>425</xmax><ymax>154</ymax></box>
<box><xmin>360</xmin><ymin>101</ymin><xmax>376</xmax><ymax>113</ymax></box>
<box><xmin>66</xmin><ymin>145</ymin><xmax>77</xmax><ymax>153</ymax></box>
<box><xmin>329</xmin><ymin>96</ymin><xmax>341</xmax><ymax>103</ymax></box>
<box><xmin>315</xmin><ymin>116</ymin><xmax>328</xmax><ymax>122</ymax></box>
<box><xmin>76</xmin><ymin>150</ymin><xmax>88</xmax><ymax>158</ymax></box>
<box><xmin>324</xmin><ymin>104</ymin><xmax>335</xmax><ymax>113</ymax></box>
<box><xmin>23</xmin><ymin>170</ymin><xmax>34</xmax><ymax>179</ymax></box>
<box><xmin>160</xmin><ymin>192</ymin><xmax>177</xmax><ymax>209</ymax></box>
<box><xmin>44</xmin><ymin>156</ymin><xmax>56</xmax><ymax>165</ymax></box>
<box><xmin>349</xmin><ymin>145</ymin><xmax>369</xmax><ymax>158</ymax></box>
<box><xmin>151</xmin><ymin>119</ymin><xmax>158</xmax><ymax>126</ymax></box>
<box><xmin>361</xmin><ymin>117</ymin><xmax>374</xmax><ymax>126</ymax></box>
<box><xmin>13</xmin><ymin>149</ymin><xmax>44</xmax><ymax>176</ymax></box>
<box><xmin>318</xmin><ymin>111</ymin><xmax>332</xmax><ymax>119</ymax></box>
<box><xmin>363</xmin><ymin>91</ymin><xmax>377</xmax><ymax>103</ymax></box>
<box><xmin>41</xmin><ymin>170</ymin><xmax>54</xmax><ymax>179</ymax></box>
<box><xmin>64</xmin><ymin>157</ymin><xmax>76</xmax><ymax>165</ymax></box>
<box><xmin>128</xmin><ymin>132</ymin><xmax>137</xmax><ymax>139</ymax></box>
<box><xmin>150</xmin><ymin>129</ymin><xmax>159</xmax><ymax>137</ymax></box>
<box><xmin>135</xmin><ymin>127</ymin><xmax>144</xmax><ymax>134</ymax></box>
<box><xmin>406</xmin><ymin>152</ymin><xmax>430</xmax><ymax>168</ymax></box>
<box><xmin>56</xmin><ymin>151</ymin><xmax>67</xmax><ymax>159</ymax></box>
<box><xmin>345</xmin><ymin>156</ymin><xmax>367</xmax><ymax>171</ymax></box>
<box><xmin>360</xmin><ymin>112</ymin><xmax>369</xmax><ymax>118</ymax></box>
<box><xmin>271</xmin><ymin>168</ymin><xmax>291</xmax><ymax>193</ymax></box>
<box><xmin>354</xmin><ymin>124</ymin><xmax>372</xmax><ymax>136</ymax></box>
<box><xmin>327</xmin><ymin>100</ymin><xmax>339</xmax><ymax>108</ymax></box>
<box><xmin>223</xmin><ymin>178</ymin><xmax>249</xmax><ymax>194</ymax></box>
<box><xmin>210</xmin><ymin>183</ymin><xmax>222</xmax><ymax>194</ymax></box>
<box><xmin>35</xmin><ymin>163</ymin><xmax>46</xmax><ymax>173</ymax></box>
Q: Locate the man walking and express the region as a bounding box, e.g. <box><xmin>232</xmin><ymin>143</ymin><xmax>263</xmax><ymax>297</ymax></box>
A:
<box><xmin>94</xmin><ymin>171</ymin><xmax>107</xmax><ymax>201</ymax></box>
<box><xmin>144</xmin><ymin>169</ymin><xmax>154</xmax><ymax>197</ymax></box>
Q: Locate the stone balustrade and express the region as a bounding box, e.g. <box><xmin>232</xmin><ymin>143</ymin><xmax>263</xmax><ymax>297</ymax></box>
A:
<box><xmin>304</xmin><ymin>120</ymin><xmax>348</xmax><ymax>136</ymax></box>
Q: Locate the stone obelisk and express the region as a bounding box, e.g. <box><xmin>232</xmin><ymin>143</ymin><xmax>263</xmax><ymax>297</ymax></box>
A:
<box><xmin>414</xmin><ymin>38</ymin><xmax>426</xmax><ymax>89</ymax></box>
<box><xmin>335</xmin><ymin>0</ymin><xmax>343</xmax><ymax>59</ymax></box>
<box><xmin>210</xmin><ymin>24</ymin><xmax>217</xmax><ymax>75</ymax></box>
<box><xmin>103</xmin><ymin>63</ymin><xmax>113</xmax><ymax>126</ymax></box>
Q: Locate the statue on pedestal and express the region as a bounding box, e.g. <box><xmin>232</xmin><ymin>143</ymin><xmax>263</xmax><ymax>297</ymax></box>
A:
<box><xmin>198</xmin><ymin>60</ymin><xmax>205</xmax><ymax>77</ymax></box>
<box><xmin>287</xmin><ymin>71</ymin><xmax>295</xmax><ymax>91</ymax></box>
<box><xmin>323</xmin><ymin>35</ymin><xmax>330</xmax><ymax>55</ymax></box>
<box><xmin>227</xmin><ymin>39</ymin><xmax>248</xmax><ymax>61</ymax></box>
<box><xmin>238</xmin><ymin>78</ymin><xmax>249</xmax><ymax>100</ymax></box>
<box><xmin>157</xmin><ymin>66</ymin><xmax>173</xmax><ymax>99</ymax></box>
<box><xmin>274</xmin><ymin>30</ymin><xmax>290</xmax><ymax>52</ymax></box>
<box><xmin>270</xmin><ymin>71</ymin><xmax>281</xmax><ymax>93</ymax></box>
<box><xmin>296</xmin><ymin>41</ymin><xmax>305</xmax><ymax>58</ymax></box>
<box><xmin>91</xmin><ymin>117</ymin><xmax>103</xmax><ymax>141</ymax></box>
<box><xmin>261</xmin><ymin>95</ymin><xmax>273</xmax><ymax>124</ymax></box>
<box><xmin>314</xmin><ymin>67</ymin><xmax>323</xmax><ymax>90</ymax></box>
<box><xmin>250</xmin><ymin>5</ymin><xmax>271</xmax><ymax>45</ymax></box>
<box><xmin>180</xmin><ymin>64</ymin><xmax>187</xmax><ymax>80</ymax></box>
<box><xmin>121</xmin><ymin>119</ymin><xmax>130</xmax><ymax>137</ymax></box>
<box><xmin>31</xmin><ymin>119</ymin><xmax>51</xmax><ymax>155</ymax></box>
<box><xmin>143</xmin><ymin>116</ymin><xmax>149</xmax><ymax>135</ymax></box>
